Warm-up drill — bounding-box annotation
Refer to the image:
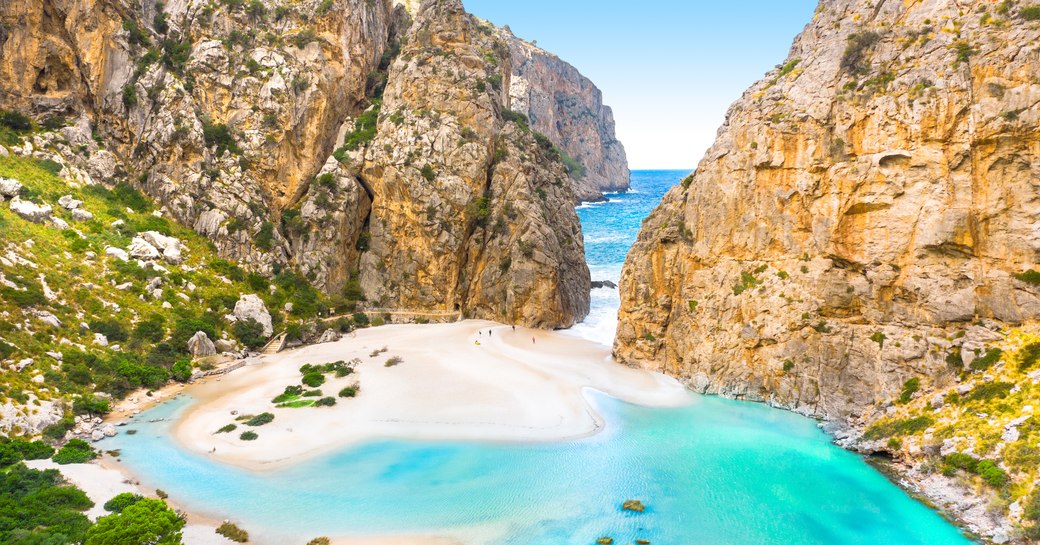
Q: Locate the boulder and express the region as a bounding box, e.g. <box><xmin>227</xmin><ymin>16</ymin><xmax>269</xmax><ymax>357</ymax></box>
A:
<box><xmin>0</xmin><ymin>177</ymin><xmax>22</xmax><ymax>198</ymax></box>
<box><xmin>51</xmin><ymin>217</ymin><xmax>70</xmax><ymax>230</ymax></box>
<box><xmin>317</xmin><ymin>329</ymin><xmax>341</xmax><ymax>344</ymax></box>
<box><xmin>140</xmin><ymin>231</ymin><xmax>183</xmax><ymax>264</ymax></box>
<box><xmin>128</xmin><ymin>237</ymin><xmax>161</xmax><ymax>260</ymax></box>
<box><xmin>215</xmin><ymin>339</ymin><xmax>239</xmax><ymax>353</ymax></box>
<box><xmin>93</xmin><ymin>333</ymin><xmax>109</xmax><ymax>346</ymax></box>
<box><xmin>187</xmin><ymin>331</ymin><xmax>216</xmax><ymax>358</ymax></box>
<box><xmin>591</xmin><ymin>280</ymin><xmax>618</xmax><ymax>289</ymax></box>
<box><xmin>91</xmin><ymin>429</ymin><xmax>105</xmax><ymax>442</ymax></box>
<box><xmin>58</xmin><ymin>195</ymin><xmax>83</xmax><ymax>209</ymax></box>
<box><xmin>101</xmin><ymin>423</ymin><xmax>117</xmax><ymax>437</ymax></box>
<box><xmin>71</xmin><ymin>208</ymin><xmax>94</xmax><ymax>221</ymax></box>
<box><xmin>105</xmin><ymin>246</ymin><xmax>129</xmax><ymax>261</ymax></box>
<box><xmin>9</xmin><ymin>197</ymin><xmax>52</xmax><ymax>222</ymax></box>
<box><xmin>233</xmin><ymin>294</ymin><xmax>273</xmax><ymax>337</ymax></box>
<box><xmin>34</xmin><ymin>311</ymin><xmax>62</xmax><ymax>328</ymax></box>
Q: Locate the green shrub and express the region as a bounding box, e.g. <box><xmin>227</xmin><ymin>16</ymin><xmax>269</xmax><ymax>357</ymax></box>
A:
<box><xmin>171</xmin><ymin>360</ymin><xmax>193</xmax><ymax>382</ymax></box>
<box><xmin>338</xmin><ymin>385</ymin><xmax>360</xmax><ymax>398</ymax></box>
<box><xmin>1021</xmin><ymin>6</ymin><xmax>1040</xmax><ymax>20</ymax></box>
<box><xmin>315</xmin><ymin>396</ymin><xmax>336</xmax><ymax>407</ymax></box>
<box><xmin>0</xmin><ymin>439</ymin><xmax>54</xmax><ymax>467</ymax></box>
<box><xmin>161</xmin><ymin>38</ymin><xmax>192</xmax><ymax>73</ymax></box>
<box><xmin>90</xmin><ymin>319</ymin><xmax>130</xmax><ymax>342</ymax></box>
<box><xmin>1020</xmin><ymin>342</ymin><xmax>1040</xmax><ymax>371</ymax></box>
<box><xmin>1014</xmin><ymin>269</ymin><xmax>1040</xmax><ymax>285</ymax></box>
<box><xmin>969</xmin><ymin>348</ymin><xmax>1003</xmax><ymax>372</ymax></box>
<box><xmin>964</xmin><ymin>381</ymin><xmax>1014</xmax><ymax>402</ymax></box>
<box><xmin>0</xmin><ymin>110</ymin><xmax>32</xmax><ymax>131</ymax></box>
<box><xmin>122</xmin><ymin>84</ymin><xmax>139</xmax><ymax>108</ymax></box>
<box><xmin>385</xmin><ymin>356</ymin><xmax>402</xmax><ymax>367</ymax></box>
<box><xmin>216</xmin><ymin>424</ymin><xmax>237</xmax><ymax>434</ymax></box>
<box><xmin>255</xmin><ymin>221</ymin><xmax>274</xmax><ymax>251</ymax></box>
<box><xmin>103</xmin><ymin>492</ymin><xmax>144</xmax><ymax>513</ymax></box>
<box><xmin>501</xmin><ymin>108</ymin><xmax>530</xmax><ymax>131</ymax></box>
<box><xmin>869</xmin><ymin>331</ymin><xmax>886</xmax><ymax>349</ymax></box>
<box><xmin>272</xmin><ymin>385</ymin><xmax>304</xmax><ymax>403</ymax></box>
<box><xmin>86</xmin><ymin>498</ymin><xmax>184</xmax><ymax>545</ymax></box>
<box><xmin>73</xmin><ymin>396</ymin><xmax>111</xmax><ymax>417</ymax></box>
<box><xmin>782</xmin><ymin>360</ymin><xmax>795</xmax><ymax>373</ymax></box>
<box><xmin>233</xmin><ymin>318</ymin><xmax>267</xmax><ymax>349</ymax></box>
<box><xmin>42</xmin><ymin>417</ymin><xmax>75</xmax><ymax>442</ymax></box>
<box><xmin>202</xmin><ymin>120</ymin><xmax>240</xmax><ymax>156</ymax></box>
<box><xmin>898</xmin><ymin>378</ymin><xmax>920</xmax><ymax>403</ymax></box>
<box><xmin>976</xmin><ymin>459</ymin><xmax>1008</xmax><ymax>488</ymax></box>
<box><xmin>840</xmin><ymin>31</ymin><xmax>881</xmax><ymax>75</ymax></box>
<box><xmin>0</xmin><ymin>463</ymin><xmax>93</xmax><ymax>544</ymax></box>
<box><xmin>216</xmin><ymin>522</ymin><xmax>249</xmax><ymax>542</ymax></box>
<box><xmin>239</xmin><ymin>431</ymin><xmax>258</xmax><ymax>441</ymax></box>
<box><xmin>244</xmin><ymin>412</ymin><xmax>274</xmax><ymax>426</ymax></box>
<box><xmin>302</xmin><ymin>372</ymin><xmax>325</xmax><ymax>388</ymax></box>
<box><xmin>420</xmin><ymin>164</ymin><xmax>436</xmax><ymax>182</ymax></box>
<box><xmin>864</xmin><ymin>415</ymin><xmax>934</xmax><ymax>440</ymax></box>
<box><xmin>52</xmin><ymin>439</ymin><xmax>97</xmax><ymax>465</ymax></box>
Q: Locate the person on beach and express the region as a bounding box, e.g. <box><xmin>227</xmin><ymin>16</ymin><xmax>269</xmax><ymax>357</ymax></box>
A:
<box><xmin>489</xmin><ymin>330</ymin><xmax>492</xmax><ymax>336</ymax></box>
<box><xmin>532</xmin><ymin>337</ymin><xmax>536</xmax><ymax>344</ymax></box>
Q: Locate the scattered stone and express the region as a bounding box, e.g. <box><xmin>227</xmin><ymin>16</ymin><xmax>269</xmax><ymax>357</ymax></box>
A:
<box><xmin>0</xmin><ymin>177</ymin><xmax>22</xmax><ymax>198</ymax></box>
<box><xmin>71</xmin><ymin>208</ymin><xmax>94</xmax><ymax>221</ymax></box>
<box><xmin>101</xmin><ymin>423</ymin><xmax>117</xmax><ymax>437</ymax></box>
<box><xmin>34</xmin><ymin>310</ymin><xmax>62</xmax><ymax>328</ymax></box>
<box><xmin>91</xmin><ymin>429</ymin><xmax>105</xmax><ymax>442</ymax></box>
<box><xmin>215</xmin><ymin>339</ymin><xmax>238</xmax><ymax>353</ymax></box>
<box><xmin>105</xmin><ymin>247</ymin><xmax>130</xmax><ymax>261</ymax></box>
<box><xmin>187</xmin><ymin>331</ymin><xmax>217</xmax><ymax>358</ymax></box>
<box><xmin>50</xmin><ymin>217</ymin><xmax>70</xmax><ymax>230</ymax></box>
<box><xmin>9</xmin><ymin>197</ymin><xmax>52</xmax><ymax>222</ymax></box>
<box><xmin>58</xmin><ymin>195</ymin><xmax>83</xmax><ymax>209</ymax></box>
<box><xmin>591</xmin><ymin>280</ymin><xmax>618</xmax><ymax>289</ymax></box>
<box><xmin>140</xmin><ymin>231</ymin><xmax>184</xmax><ymax>264</ymax></box>
<box><xmin>233</xmin><ymin>294</ymin><xmax>273</xmax><ymax>337</ymax></box>
<box><xmin>317</xmin><ymin>329</ymin><xmax>341</xmax><ymax>344</ymax></box>
<box><xmin>128</xmin><ymin>237</ymin><xmax>162</xmax><ymax>260</ymax></box>
<box><xmin>94</xmin><ymin>333</ymin><xmax>109</xmax><ymax>346</ymax></box>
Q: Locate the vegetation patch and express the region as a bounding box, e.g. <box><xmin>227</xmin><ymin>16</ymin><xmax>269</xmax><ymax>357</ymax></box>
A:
<box><xmin>864</xmin><ymin>416</ymin><xmax>934</xmax><ymax>440</ymax></box>
<box><xmin>216</xmin><ymin>521</ymin><xmax>249</xmax><ymax>542</ymax></box>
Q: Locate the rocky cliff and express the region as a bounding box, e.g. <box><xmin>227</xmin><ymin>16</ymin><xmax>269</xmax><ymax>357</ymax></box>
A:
<box><xmin>503</xmin><ymin>29</ymin><xmax>631</xmax><ymax>201</ymax></box>
<box><xmin>0</xmin><ymin>0</ymin><xmax>596</xmax><ymax>327</ymax></box>
<box><xmin>617</xmin><ymin>0</ymin><xmax>1040</xmax><ymax>418</ymax></box>
<box><xmin>615</xmin><ymin>0</ymin><xmax>1040</xmax><ymax>540</ymax></box>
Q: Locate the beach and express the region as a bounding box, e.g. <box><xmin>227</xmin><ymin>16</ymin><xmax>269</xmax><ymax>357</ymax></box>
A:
<box><xmin>54</xmin><ymin>320</ymin><xmax>688</xmax><ymax>544</ymax></box>
<box><xmin>172</xmin><ymin>320</ymin><xmax>690</xmax><ymax>471</ymax></box>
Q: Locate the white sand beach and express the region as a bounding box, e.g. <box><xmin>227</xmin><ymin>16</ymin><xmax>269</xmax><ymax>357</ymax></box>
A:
<box><xmin>172</xmin><ymin>320</ymin><xmax>690</xmax><ymax>471</ymax></box>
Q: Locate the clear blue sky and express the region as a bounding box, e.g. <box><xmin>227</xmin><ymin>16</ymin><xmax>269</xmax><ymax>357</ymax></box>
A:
<box><xmin>463</xmin><ymin>0</ymin><xmax>818</xmax><ymax>169</ymax></box>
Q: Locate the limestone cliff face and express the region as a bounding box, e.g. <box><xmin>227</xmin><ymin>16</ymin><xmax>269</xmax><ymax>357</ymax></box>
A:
<box><xmin>0</xmin><ymin>0</ymin><xmax>591</xmax><ymax>327</ymax></box>
<box><xmin>503</xmin><ymin>30</ymin><xmax>630</xmax><ymax>201</ymax></box>
<box><xmin>616</xmin><ymin>0</ymin><xmax>1040</xmax><ymax>419</ymax></box>
<box><xmin>355</xmin><ymin>0</ymin><xmax>589</xmax><ymax>327</ymax></box>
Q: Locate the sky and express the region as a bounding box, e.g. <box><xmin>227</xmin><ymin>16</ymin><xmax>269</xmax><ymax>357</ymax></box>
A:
<box><xmin>463</xmin><ymin>0</ymin><xmax>819</xmax><ymax>169</ymax></box>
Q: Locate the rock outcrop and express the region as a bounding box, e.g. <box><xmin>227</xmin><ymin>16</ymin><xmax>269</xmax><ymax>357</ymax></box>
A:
<box><xmin>0</xmin><ymin>0</ymin><xmax>598</xmax><ymax>327</ymax></box>
<box><xmin>616</xmin><ymin>0</ymin><xmax>1040</xmax><ymax>419</ymax></box>
<box><xmin>502</xmin><ymin>29</ymin><xmax>630</xmax><ymax>201</ymax></box>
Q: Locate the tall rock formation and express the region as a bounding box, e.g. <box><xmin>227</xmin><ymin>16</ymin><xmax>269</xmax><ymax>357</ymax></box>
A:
<box><xmin>0</xmin><ymin>0</ymin><xmax>593</xmax><ymax>327</ymax></box>
<box><xmin>503</xmin><ymin>29</ymin><xmax>631</xmax><ymax>201</ymax></box>
<box><xmin>616</xmin><ymin>0</ymin><xmax>1040</xmax><ymax>418</ymax></box>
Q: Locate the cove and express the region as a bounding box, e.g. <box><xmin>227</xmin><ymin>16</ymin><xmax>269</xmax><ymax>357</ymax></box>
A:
<box><xmin>105</xmin><ymin>172</ymin><xmax>975</xmax><ymax>545</ymax></box>
<box><xmin>108</xmin><ymin>389</ymin><xmax>971</xmax><ymax>545</ymax></box>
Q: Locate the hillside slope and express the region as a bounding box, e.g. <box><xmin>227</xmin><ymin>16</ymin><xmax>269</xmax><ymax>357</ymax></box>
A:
<box><xmin>0</xmin><ymin>0</ymin><xmax>603</xmax><ymax>327</ymax></box>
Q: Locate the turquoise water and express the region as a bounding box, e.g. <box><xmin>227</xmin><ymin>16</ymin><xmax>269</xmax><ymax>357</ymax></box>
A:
<box><xmin>567</xmin><ymin>170</ymin><xmax>691</xmax><ymax>346</ymax></box>
<box><xmin>106</xmin><ymin>172</ymin><xmax>974</xmax><ymax>544</ymax></box>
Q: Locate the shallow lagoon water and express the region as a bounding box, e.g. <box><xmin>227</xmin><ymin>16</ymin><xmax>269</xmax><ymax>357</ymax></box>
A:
<box><xmin>108</xmin><ymin>172</ymin><xmax>974</xmax><ymax>544</ymax></box>
<box><xmin>109</xmin><ymin>391</ymin><xmax>972</xmax><ymax>545</ymax></box>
